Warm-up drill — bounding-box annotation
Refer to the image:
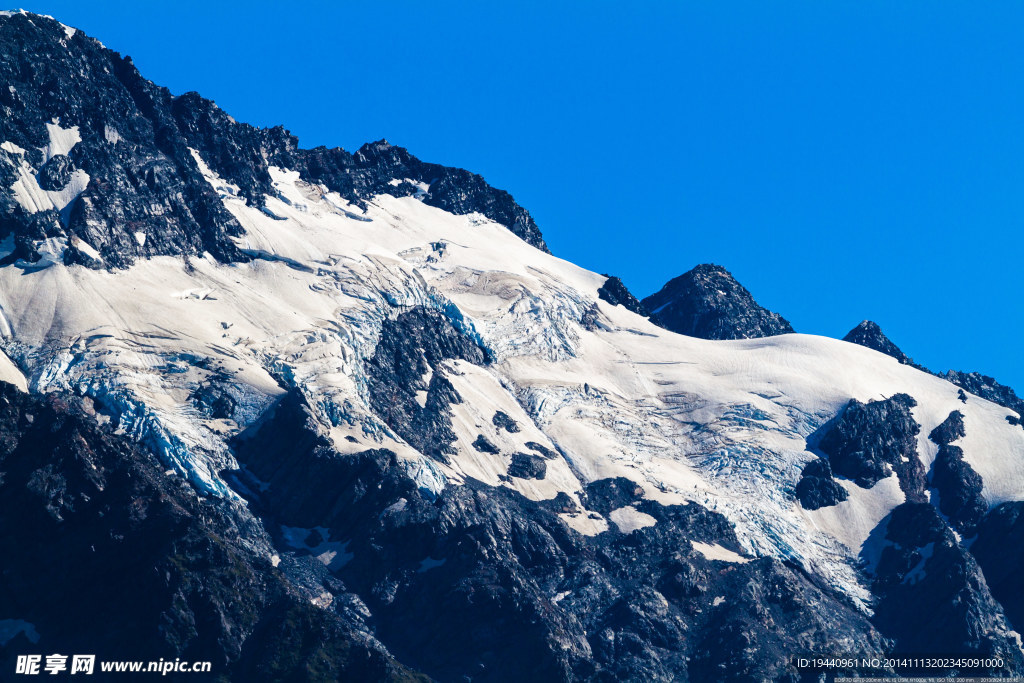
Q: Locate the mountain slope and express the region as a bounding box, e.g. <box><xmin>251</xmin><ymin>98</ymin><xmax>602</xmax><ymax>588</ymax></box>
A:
<box><xmin>641</xmin><ymin>264</ymin><xmax>794</xmax><ymax>340</ymax></box>
<box><xmin>2</xmin><ymin>11</ymin><xmax>1024</xmax><ymax>681</ymax></box>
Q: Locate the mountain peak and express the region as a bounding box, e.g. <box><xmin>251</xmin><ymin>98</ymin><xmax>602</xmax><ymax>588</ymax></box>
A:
<box><xmin>596</xmin><ymin>274</ymin><xmax>652</xmax><ymax>319</ymax></box>
<box><xmin>641</xmin><ymin>263</ymin><xmax>794</xmax><ymax>340</ymax></box>
<box><xmin>690</xmin><ymin>263</ymin><xmax>729</xmax><ymax>276</ymax></box>
<box><xmin>0</xmin><ymin>9</ymin><xmax>78</xmax><ymax>37</ymax></box>
<box><xmin>842</xmin><ymin>320</ymin><xmax>912</xmax><ymax>364</ymax></box>
<box><xmin>0</xmin><ymin>16</ymin><xmax>547</xmax><ymax>270</ymax></box>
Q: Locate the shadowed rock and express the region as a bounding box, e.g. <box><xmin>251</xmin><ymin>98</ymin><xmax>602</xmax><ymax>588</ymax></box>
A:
<box><xmin>641</xmin><ymin>264</ymin><xmax>793</xmax><ymax>340</ymax></box>
<box><xmin>842</xmin><ymin>320</ymin><xmax>912</xmax><ymax>365</ymax></box>
<box><xmin>816</xmin><ymin>393</ymin><xmax>925</xmax><ymax>499</ymax></box>
<box><xmin>597</xmin><ymin>275</ymin><xmax>654</xmax><ymax>320</ymax></box>
<box><xmin>794</xmin><ymin>457</ymin><xmax>849</xmax><ymax>510</ymax></box>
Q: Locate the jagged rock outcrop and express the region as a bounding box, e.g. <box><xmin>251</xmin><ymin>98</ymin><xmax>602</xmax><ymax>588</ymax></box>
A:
<box><xmin>597</xmin><ymin>275</ymin><xmax>653</xmax><ymax>319</ymax></box>
<box><xmin>508</xmin><ymin>452</ymin><xmax>547</xmax><ymax>480</ymax></box>
<box><xmin>0</xmin><ymin>11</ymin><xmax>546</xmax><ymax>271</ymax></box>
<box><xmin>870</xmin><ymin>503</ymin><xmax>1022</xmax><ymax>673</ymax></box>
<box><xmin>472</xmin><ymin>434</ymin><xmax>500</xmax><ymax>454</ymax></box>
<box><xmin>815</xmin><ymin>393</ymin><xmax>925</xmax><ymax>499</ymax></box>
<box><xmin>583</xmin><ymin>477</ymin><xmax>645</xmax><ymax>516</ymax></box>
<box><xmin>926</xmin><ymin>410</ymin><xmax>986</xmax><ymax>536</ymax></box>
<box><xmin>641</xmin><ymin>264</ymin><xmax>793</xmax><ymax>340</ymax></box>
<box><xmin>0</xmin><ymin>382</ymin><xmax>423</xmax><ymax>681</ymax></box>
<box><xmin>842</xmin><ymin>320</ymin><xmax>912</xmax><ymax>364</ymax></box>
<box><xmin>794</xmin><ymin>457</ymin><xmax>848</xmax><ymax>510</ymax></box>
<box><xmin>365</xmin><ymin>306</ymin><xmax>489</xmax><ymax>463</ymax></box>
<box><xmin>351</xmin><ymin>141</ymin><xmax>548</xmax><ymax>251</ymax></box>
<box><xmin>492</xmin><ymin>410</ymin><xmax>520</xmax><ymax>433</ymax></box>
<box><xmin>929</xmin><ymin>409</ymin><xmax>966</xmax><ymax>446</ymax></box>
<box><xmin>931</xmin><ymin>444</ymin><xmax>987</xmax><ymax>537</ymax></box>
<box><xmin>525</xmin><ymin>442</ymin><xmax>558</xmax><ymax>459</ymax></box>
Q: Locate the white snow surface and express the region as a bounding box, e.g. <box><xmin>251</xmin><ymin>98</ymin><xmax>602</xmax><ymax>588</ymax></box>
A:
<box><xmin>1</xmin><ymin>151</ymin><xmax>1022</xmax><ymax>611</ymax></box>
<box><xmin>40</xmin><ymin>122</ymin><xmax>81</xmax><ymax>161</ymax></box>
<box><xmin>0</xmin><ymin>349</ymin><xmax>26</xmax><ymax>391</ymax></box>
<box><xmin>4</xmin><ymin>123</ymin><xmax>89</xmax><ymax>221</ymax></box>
<box><xmin>691</xmin><ymin>541</ymin><xmax>750</xmax><ymax>564</ymax></box>
<box><xmin>609</xmin><ymin>505</ymin><xmax>657</xmax><ymax>533</ymax></box>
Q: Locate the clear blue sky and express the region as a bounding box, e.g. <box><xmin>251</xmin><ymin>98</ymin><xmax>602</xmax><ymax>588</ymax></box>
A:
<box><xmin>20</xmin><ymin>1</ymin><xmax>1024</xmax><ymax>389</ymax></box>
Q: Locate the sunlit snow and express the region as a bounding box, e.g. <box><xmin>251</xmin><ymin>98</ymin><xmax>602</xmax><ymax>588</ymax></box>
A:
<box><xmin>0</xmin><ymin>149</ymin><xmax>1021</xmax><ymax>611</ymax></box>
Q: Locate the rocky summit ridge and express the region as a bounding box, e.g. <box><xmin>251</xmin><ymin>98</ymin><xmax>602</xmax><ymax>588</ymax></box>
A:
<box><xmin>0</xmin><ymin>10</ymin><xmax>545</xmax><ymax>273</ymax></box>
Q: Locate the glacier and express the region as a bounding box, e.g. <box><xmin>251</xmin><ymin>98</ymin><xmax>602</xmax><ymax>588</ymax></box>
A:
<box><xmin>2</xmin><ymin>135</ymin><xmax>1022</xmax><ymax>617</ymax></box>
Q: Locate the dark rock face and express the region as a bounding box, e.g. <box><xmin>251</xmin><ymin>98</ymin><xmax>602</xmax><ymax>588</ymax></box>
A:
<box><xmin>0</xmin><ymin>11</ymin><xmax>249</xmax><ymax>268</ymax></box>
<box><xmin>0</xmin><ymin>13</ymin><xmax>546</xmax><ymax>271</ymax></box>
<box><xmin>925</xmin><ymin>410</ymin><xmax>985</xmax><ymax>537</ymax></box>
<box><xmin>597</xmin><ymin>275</ymin><xmax>652</xmax><ymax>319</ymax></box>
<box><xmin>492</xmin><ymin>410</ymin><xmax>520</xmax><ymax>433</ymax></box>
<box><xmin>541</xmin><ymin>492</ymin><xmax>580</xmax><ymax>514</ymax></box>
<box><xmin>869</xmin><ymin>503</ymin><xmax>1022</xmax><ymax>672</ymax></box>
<box><xmin>794</xmin><ymin>457</ymin><xmax>849</xmax><ymax>510</ymax></box>
<box><xmin>365</xmin><ymin>306</ymin><xmax>488</xmax><ymax>463</ymax></box>
<box><xmin>941</xmin><ymin>370</ymin><xmax>1024</xmax><ymax>421</ymax></box>
<box><xmin>686</xmin><ymin>557</ymin><xmax>883</xmax><ymax>682</ymax></box>
<box><xmin>972</xmin><ymin>502</ymin><xmax>1024</xmax><ymax>632</ymax></box>
<box><xmin>641</xmin><ymin>264</ymin><xmax>794</xmax><ymax>340</ymax></box>
<box><xmin>816</xmin><ymin>394</ymin><xmax>925</xmax><ymax>499</ymax></box>
<box><xmin>583</xmin><ymin>477</ymin><xmax>645</xmax><ymax>516</ymax></box>
<box><xmin>525</xmin><ymin>441</ymin><xmax>558</xmax><ymax>459</ymax></box>
<box><xmin>930</xmin><ymin>444</ymin><xmax>987</xmax><ymax>537</ymax></box>
<box><xmin>230</xmin><ymin>391</ymin><xmax>890</xmax><ymax>682</ymax></box>
<box><xmin>472</xmin><ymin>434</ymin><xmax>500</xmax><ymax>454</ymax></box>
<box><xmin>842</xmin><ymin>320</ymin><xmax>912</xmax><ymax>364</ymax></box>
<box><xmin>508</xmin><ymin>452</ymin><xmax>547</xmax><ymax>480</ymax></box>
<box><xmin>0</xmin><ymin>383</ymin><xmax>422</xmax><ymax>681</ymax></box>
<box><xmin>929</xmin><ymin>409</ymin><xmax>966</xmax><ymax>446</ymax></box>
<box><xmin>36</xmin><ymin>154</ymin><xmax>74</xmax><ymax>191</ymax></box>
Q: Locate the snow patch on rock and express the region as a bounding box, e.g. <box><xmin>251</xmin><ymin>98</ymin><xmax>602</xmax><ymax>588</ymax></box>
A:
<box><xmin>691</xmin><ymin>541</ymin><xmax>749</xmax><ymax>564</ymax></box>
<box><xmin>609</xmin><ymin>505</ymin><xmax>657</xmax><ymax>533</ymax></box>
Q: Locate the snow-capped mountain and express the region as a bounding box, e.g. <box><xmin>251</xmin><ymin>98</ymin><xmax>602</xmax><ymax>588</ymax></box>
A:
<box><xmin>2</xmin><ymin>11</ymin><xmax>1023</xmax><ymax>681</ymax></box>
